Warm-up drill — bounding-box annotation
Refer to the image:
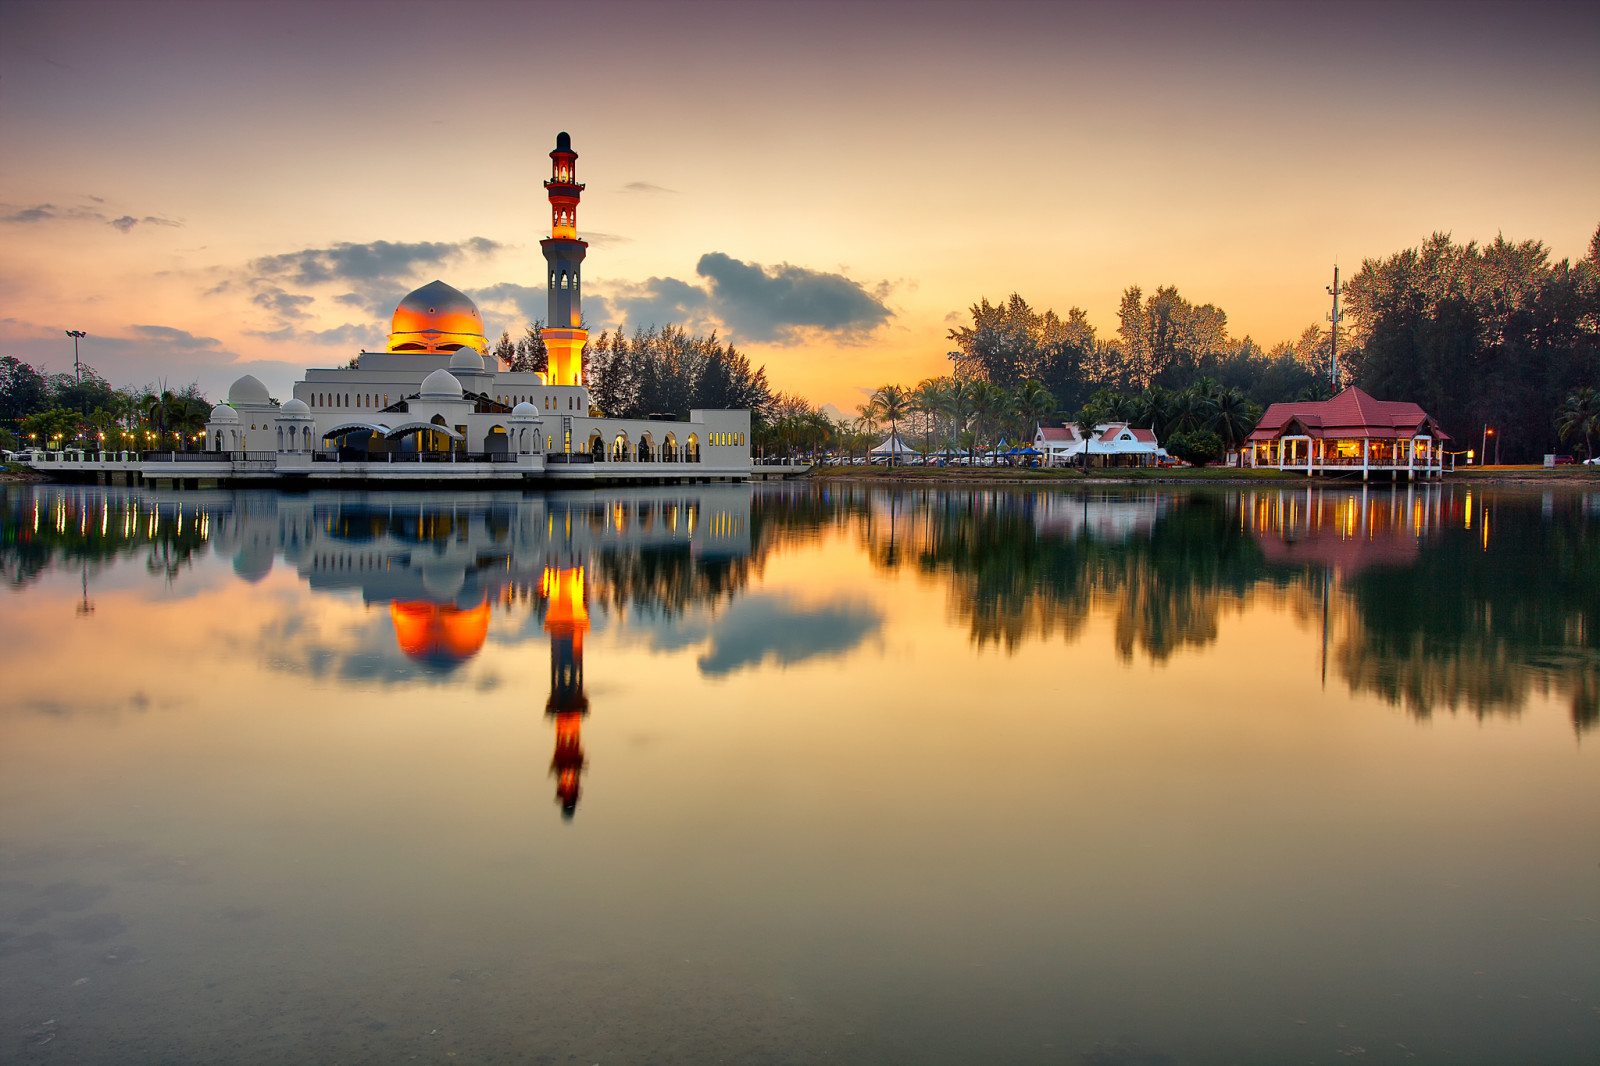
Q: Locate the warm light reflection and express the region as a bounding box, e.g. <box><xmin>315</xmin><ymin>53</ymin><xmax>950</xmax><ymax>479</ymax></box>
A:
<box><xmin>388</xmin><ymin>600</ymin><xmax>492</xmax><ymax>666</ymax></box>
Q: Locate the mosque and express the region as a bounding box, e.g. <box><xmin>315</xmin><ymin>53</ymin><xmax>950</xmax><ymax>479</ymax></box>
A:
<box><xmin>196</xmin><ymin>132</ymin><xmax>752</xmax><ymax>484</ymax></box>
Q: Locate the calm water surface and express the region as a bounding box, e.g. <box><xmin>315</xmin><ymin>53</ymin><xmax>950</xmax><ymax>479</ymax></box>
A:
<box><xmin>1</xmin><ymin>482</ymin><xmax>1596</xmax><ymax>1065</ymax></box>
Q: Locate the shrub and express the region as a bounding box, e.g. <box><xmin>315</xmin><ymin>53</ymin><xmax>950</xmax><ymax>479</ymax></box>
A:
<box><xmin>1167</xmin><ymin>428</ymin><xmax>1224</xmax><ymax>466</ymax></box>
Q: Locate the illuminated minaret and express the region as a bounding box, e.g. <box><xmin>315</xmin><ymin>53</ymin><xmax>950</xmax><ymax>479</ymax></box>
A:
<box><xmin>541</xmin><ymin>132</ymin><xmax>588</xmax><ymax>388</ymax></box>
<box><xmin>541</xmin><ymin>564</ymin><xmax>590</xmax><ymax>819</ymax></box>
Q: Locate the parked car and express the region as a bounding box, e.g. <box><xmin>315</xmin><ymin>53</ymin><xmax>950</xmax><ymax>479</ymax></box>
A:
<box><xmin>1584</xmin><ymin>456</ymin><xmax>1600</xmax><ymax>466</ymax></box>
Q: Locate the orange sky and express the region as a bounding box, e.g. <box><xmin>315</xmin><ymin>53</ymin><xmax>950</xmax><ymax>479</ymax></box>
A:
<box><xmin>2</xmin><ymin>0</ymin><xmax>1596</xmax><ymax>411</ymax></box>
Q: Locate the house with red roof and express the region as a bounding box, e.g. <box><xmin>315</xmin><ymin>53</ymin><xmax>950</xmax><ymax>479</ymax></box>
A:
<box><xmin>1244</xmin><ymin>386</ymin><xmax>1449</xmax><ymax>479</ymax></box>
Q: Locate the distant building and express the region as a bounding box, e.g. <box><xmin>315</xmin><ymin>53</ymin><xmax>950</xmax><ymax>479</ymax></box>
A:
<box><xmin>1034</xmin><ymin>422</ymin><xmax>1163</xmax><ymax>467</ymax></box>
<box><xmin>1244</xmin><ymin>386</ymin><xmax>1448</xmax><ymax>479</ymax></box>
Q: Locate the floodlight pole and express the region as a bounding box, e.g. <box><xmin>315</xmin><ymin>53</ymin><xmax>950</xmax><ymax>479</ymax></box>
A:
<box><xmin>66</xmin><ymin>330</ymin><xmax>87</xmax><ymax>383</ymax></box>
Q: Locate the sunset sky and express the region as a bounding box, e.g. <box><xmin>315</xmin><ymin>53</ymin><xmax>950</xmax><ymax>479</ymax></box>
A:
<box><xmin>3</xmin><ymin>0</ymin><xmax>1596</xmax><ymax>411</ymax></box>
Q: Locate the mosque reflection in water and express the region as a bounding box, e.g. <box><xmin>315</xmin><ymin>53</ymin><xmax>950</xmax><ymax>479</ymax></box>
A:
<box><xmin>4</xmin><ymin>480</ymin><xmax>1596</xmax><ymax>759</ymax></box>
<box><xmin>1</xmin><ymin>485</ymin><xmax>753</xmax><ymax>818</ymax></box>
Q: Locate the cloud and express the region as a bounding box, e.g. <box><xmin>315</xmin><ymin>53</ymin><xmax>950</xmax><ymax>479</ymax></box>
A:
<box><xmin>1</xmin><ymin>203</ymin><xmax>181</xmax><ymax>232</ymax></box>
<box><xmin>244</xmin><ymin>323</ymin><xmax>370</xmax><ymax>347</ymax></box>
<box><xmin>620</xmin><ymin>181</ymin><xmax>676</xmax><ymax>194</ymax></box>
<box><xmin>605</xmin><ymin>275</ymin><xmax>713</xmax><ymax>333</ymax></box>
<box><xmin>695</xmin><ymin>253</ymin><xmax>892</xmax><ymax>342</ymax></box>
<box><xmin>599</xmin><ymin>254</ymin><xmax>893</xmax><ymax>343</ymax></box>
<box><xmin>129</xmin><ymin>324</ymin><xmax>226</xmax><ymax>350</ymax></box>
<box><xmin>694</xmin><ymin>592</ymin><xmax>882</xmax><ymax>677</ymax></box>
<box><xmin>251</xmin><ymin>286</ymin><xmax>315</xmax><ymax>320</ymax></box>
<box><xmin>109</xmin><ymin>214</ymin><xmax>183</xmax><ymax>233</ymax></box>
<box><xmin>468</xmin><ymin>282</ymin><xmax>546</xmax><ymax>326</ymax></box>
<box><xmin>250</xmin><ymin>237</ymin><xmax>501</xmax><ymax>287</ymax></box>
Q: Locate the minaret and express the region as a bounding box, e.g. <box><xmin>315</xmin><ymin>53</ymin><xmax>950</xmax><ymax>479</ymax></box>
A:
<box><xmin>541</xmin><ymin>564</ymin><xmax>590</xmax><ymax>819</ymax></box>
<box><xmin>541</xmin><ymin>132</ymin><xmax>588</xmax><ymax>388</ymax></box>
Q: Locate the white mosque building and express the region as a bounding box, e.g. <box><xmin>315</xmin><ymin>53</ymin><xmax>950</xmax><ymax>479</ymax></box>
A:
<box><xmin>196</xmin><ymin>132</ymin><xmax>752</xmax><ymax>485</ymax></box>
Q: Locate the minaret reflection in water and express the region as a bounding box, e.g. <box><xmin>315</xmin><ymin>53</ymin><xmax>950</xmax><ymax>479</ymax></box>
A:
<box><xmin>540</xmin><ymin>565</ymin><xmax>589</xmax><ymax>819</ymax></box>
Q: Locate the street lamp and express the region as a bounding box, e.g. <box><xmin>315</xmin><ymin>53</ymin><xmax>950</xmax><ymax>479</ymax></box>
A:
<box><xmin>65</xmin><ymin>330</ymin><xmax>87</xmax><ymax>383</ymax></box>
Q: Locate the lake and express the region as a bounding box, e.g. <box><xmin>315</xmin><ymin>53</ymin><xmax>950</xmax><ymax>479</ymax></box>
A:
<box><xmin>1</xmin><ymin>481</ymin><xmax>1596</xmax><ymax>1065</ymax></box>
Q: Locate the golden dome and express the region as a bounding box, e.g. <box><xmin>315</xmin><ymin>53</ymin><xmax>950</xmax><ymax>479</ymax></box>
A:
<box><xmin>387</xmin><ymin>280</ymin><xmax>486</xmax><ymax>354</ymax></box>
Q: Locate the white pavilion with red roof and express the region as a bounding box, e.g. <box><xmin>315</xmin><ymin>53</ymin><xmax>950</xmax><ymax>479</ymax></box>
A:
<box><xmin>1244</xmin><ymin>386</ymin><xmax>1449</xmax><ymax>479</ymax></box>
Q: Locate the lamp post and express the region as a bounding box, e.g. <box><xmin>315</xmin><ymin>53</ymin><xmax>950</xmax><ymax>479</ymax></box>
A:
<box><xmin>65</xmin><ymin>330</ymin><xmax>87</xmax><ymax>383</ymax></box>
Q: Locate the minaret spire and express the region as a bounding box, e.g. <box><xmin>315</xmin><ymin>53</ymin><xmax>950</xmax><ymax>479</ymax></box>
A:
<box><xmin>541</xmin><ymin>131</ymin><xmax>589</xmax><ymax>388</ymax></box>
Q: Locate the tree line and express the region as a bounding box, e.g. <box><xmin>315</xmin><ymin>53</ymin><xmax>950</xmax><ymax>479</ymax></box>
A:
<box><xmin>943</xmin><ymin>225</ymin><xmax>1600</xmax><ymax>462</ymax></box>
<box><xmin>489</xmin><ymin>321</ymin><xmax>773</xmax><ymax>421</ymax></box>
<box><xmin>0</xmin><ymin>357</ymin><xmax>211</xmax><ymax>451</ymax></box>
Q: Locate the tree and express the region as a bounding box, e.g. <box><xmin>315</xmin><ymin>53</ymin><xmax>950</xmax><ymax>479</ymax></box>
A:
<box><xmin>0</xmin><ymin>356</ymin><xmax>50</xmax><ymax>422</ymax></box>
<box><xmin>1012</xmin><ymin>379</ymin><xmax>1057</xmax><ymax>440</ymax></box>
<box><xmin>1555</xmin><ymin>386</ymin><xmax>1599</xmax><ymax>459</ymax></box>
<box><xmin>1342</xmin><ymin>230</ymin><xmax>1600</xmax><ymax>461</ymax></box>
<box><xmin>870</xmin><ymin>384</ymin><xmax>914</xmax><ymax>465</ymax></box>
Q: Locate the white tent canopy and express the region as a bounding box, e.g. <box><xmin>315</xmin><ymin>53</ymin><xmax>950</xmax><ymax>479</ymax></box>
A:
<box><xmin>870</xmin><ymin>431</ymin><xmax>920</xmax><ymax>456</ymax></box>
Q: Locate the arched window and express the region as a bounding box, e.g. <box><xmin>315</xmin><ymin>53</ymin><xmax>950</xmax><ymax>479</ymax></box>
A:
<box><xmin>276</xmin><ymin>426</ymin><xmax>284</xmax><ymax>451</ymax></box>
<box><xmin>302</xmin><ymin>426</ymin><xmax>311</xmax><ymax>451</ymax></box>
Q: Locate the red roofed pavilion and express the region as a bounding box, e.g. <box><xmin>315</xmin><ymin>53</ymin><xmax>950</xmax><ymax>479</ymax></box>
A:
<box><xmin>1245</xmin><ymin>386</ymin><xmax>1450</xmax><ymax>479</ymax></box>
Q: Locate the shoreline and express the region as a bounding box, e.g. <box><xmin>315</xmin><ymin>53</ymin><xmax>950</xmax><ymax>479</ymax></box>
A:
<box><xmin>802</xmin><ymin>464</ymin><xmax>1600</xmax><ymax>488</ymax></box>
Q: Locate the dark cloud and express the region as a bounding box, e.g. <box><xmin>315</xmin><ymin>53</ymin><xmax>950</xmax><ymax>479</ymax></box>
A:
<box><xmin>620</xmin><ymin>182</ymin><xmax>676</xmax><ymax>194</ymax></box>
<box><xmin>606</xmin><ymin>275</ymin><xmax>713</xmax><ymax>332</ymax></box>
<box><xmin>600</xmin><ymin>254</ymin><xmax>893</xmax><ymax>343</ymax></box>
<box><xmin>695</xmin><ymin>593</ymin><xmax>882</xmax><ymax>677</ymax></box>
<box><xmin>250</xmin><ymin>237</ymin><xmax>500</xmax><ymax>287</ymax></box>
<box><xmin>695</xmin><ymin>253</ymin><xmax>892</xmax><ymax>342</ymax></box>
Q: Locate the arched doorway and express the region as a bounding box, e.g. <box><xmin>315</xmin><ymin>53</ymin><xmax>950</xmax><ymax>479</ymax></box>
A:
<box><xmin>686</xmin><ymin>434</ymin><xmax>700</xmax><ymax>462</ymax></box>
<box><xmin>636</xmin><ymin>434</ymin><xmax>653</xmax><ymax>462</ymax></box>
<box><xmin>589</xmin><ymin>433</ymin><xmax>605</xmax><ymax>462</ymax></box>
<box><xmin>662</xmin><ymin>432</ymin><xmax>677</xmax><ymax>462</ymax></box>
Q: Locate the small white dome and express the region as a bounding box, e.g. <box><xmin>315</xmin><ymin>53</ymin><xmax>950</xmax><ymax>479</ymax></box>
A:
<box><xmin>448</xmin><ymin>346</ymin><xmax>484</xmax><ymax>372</ymax></box>
<box><xmin>419</xmin><ymin>368</ymin><xmax>464</xmax><ymax>399</ymax></box>
<box><xmin>227</xmin><ymin>374</ymin><xmax>272</xmax><ymax>406</ymax></box>
<box><xmin>210</xmin><ymin>403</ymin><xmax>240</xmax><ymax>423</ymax></box>
<box><xmin>511</xmin><ymin>401</ymin><xmax>538</xmax><ymax>415</ymax></box>
<box><xmin>280</xmin><ymin>398</ymin><xmax>310</xmax><ymax>416</ymax></box>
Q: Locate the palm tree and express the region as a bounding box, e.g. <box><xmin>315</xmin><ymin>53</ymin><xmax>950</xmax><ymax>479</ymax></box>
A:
<box><xmin>968</xmin><ymin>381</ymin><xmax>1008</xmax><ymax>462</ymax></box>
<box><xmin>1555</xmin><ymin>386</ymin><xmax>1600</xmax><ymax>460</ymax></box>
<box><xmin>870</xmin><ymin>384</ymin><xmax>914</xmax><ymax>466</ymax></box>
<box><xmin>1206</xmin><ymin>386</ymin><xmax>1258</xmax><ymax>453</ymax></box>
<box><xmin>1012</xmin><ymin>379</ymin><xmax>1057</xmax><ymax>446</ymax></box>
<box><xmin>853</xmin><ymin>403</ymin><xmax>881</xmax><ymax>466</ymax></box>
<box><xmin>912</xmin><ymin>378</ymin><xmax>945</xmax><ymax>458</ymax></box>
<box><xmin>938</xmin><ymin>378</ymin><xmax>971</xmax><ymax>463</ymax></box>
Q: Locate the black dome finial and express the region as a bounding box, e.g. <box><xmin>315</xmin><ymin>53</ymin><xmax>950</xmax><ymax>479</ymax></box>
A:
<box><xmin>556</xmin><ymin>131</ymin><xmax>571</xmax><ymax>151</ymax></box>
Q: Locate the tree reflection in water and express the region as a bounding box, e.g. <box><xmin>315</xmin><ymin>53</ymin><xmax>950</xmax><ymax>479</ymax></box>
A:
<box><xmin>753</xmin><ymin>483</ymin><xmax>1599</xmax><ymax>733</ymax></box>
<box><xmin>4</xmin><ymin>482</ymin><xmax>1595</xmax><ymax>734</ymax></box>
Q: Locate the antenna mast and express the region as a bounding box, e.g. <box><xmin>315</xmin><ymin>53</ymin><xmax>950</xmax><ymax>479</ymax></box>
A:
<box><xmin>1325</xmin><ymin>267</ymin><xmax>1342</xmax><ymax>389</ymax></box>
